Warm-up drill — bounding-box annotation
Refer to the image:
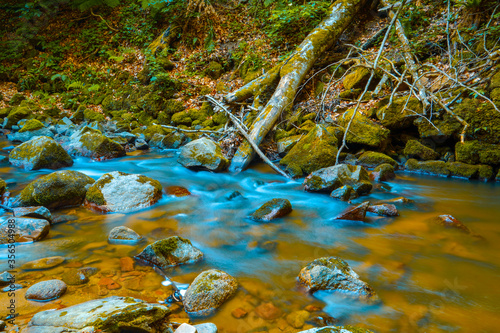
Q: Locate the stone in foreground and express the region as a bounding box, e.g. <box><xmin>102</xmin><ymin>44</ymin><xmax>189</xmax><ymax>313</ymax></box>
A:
<box><xmin>85</xmin><ymin>171</ymin><xmax>162</xmax><ymax>213</ymax></box>
<box><xmin>298</xmin><ymin>257</ymin><xmax>377</xmax><ymax>301</ymax></box>
<box><xmin>108</xmin><ymin>226</ymin><xmax>143</xmax><ymax>245</ymax></box>
<box><xmin>298</xmin><ymin>325</ymin><xmax>374</xmax><ymax>333</ymax></box>
<box><xmin>304</xmin><ymin>164</ymin><xmax>372</xmax><ymax>196</ymax></box>
<box><xmin>13</xmin><ymin>206</ymin><xmax>52</xmax><ymax>222</ymax></box>
<box><xmin>0</xmin><ymin>217</ymin><xmax>50</xmax><ymax>244</ymax></box>
<box><xmin>367</xmin><ymin>204</ymin><xmax>398</xmax><ymax>217</ymax></box>
<box><xmin>25</xmin><ymin>296</ymin><xmax>170</xmax><ymax>333</ymax></box>
<box><xmin>9</xmin><ymin>136</ymin><xmax>73</xmax><ymax>171</ymax></box>
<box><xmin>334</xmin><ymin>201</ymin><xmax>370</xmax><ymax>222</ymax></box>
<box><xmin>178</xmin><ymin>138</ymin><xmax>229</xmax><ymax>172</ymax></box>
<box><xmin>25</xmin><ymin>279</ymin><xmax>67</xmax><ymax>301</ymax></box>
<box><xmin>134</xmin><ymin>236</ymin><xmax>203</xmax><ymax>270</ymax></box>
<box><xmin>183</xmin><ymin>269</ymin><xmax>238</xmax><ymax>316</ymax></box>
<box><xmin>249</xmin><ymin>198</ymin><xmax>292</xmax><ymax>221</ymax></box>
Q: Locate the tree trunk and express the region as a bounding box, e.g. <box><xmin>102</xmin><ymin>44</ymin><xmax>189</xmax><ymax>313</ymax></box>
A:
<box><xmin>227</xmin><ymin>0</ymin><xmax>370</xmax><ymax>173</ymax></box>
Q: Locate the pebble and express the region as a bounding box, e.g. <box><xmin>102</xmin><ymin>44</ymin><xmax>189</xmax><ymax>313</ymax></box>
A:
<box><xmin>194</xmin><ymin>323</ymin><xmax>217</xmax><ymax>333</ymax></box>
<box><xmin>255</xmin><ymin>302</ymin><xmax>282</xmax><ymax>320</ymax></box>
<box><xmin>21</xmin><ymin>256</ymin><xmax>65</xmax><ymax>270</ymax></box>
<box><xmin>174</xmin><ymin>323</ymin><xmax>197</xmax><ymax>333</ymax></box>
<box><xmin>25</xmin><ymin>279</ymin><xmax>67</xmax><ymax>301</ymax></box>
<box><xmin>62</xmin><ymin>269</ymin><xmax>89</xmax><ymax>285</ymax></box>
<box><xmin>98</xmin><ymin>277</ymin><xmax>121</xmax><ymax>290</ymax></box>
<box><xmin>231</xmin><ymin>307</ymin><xmax>248</xmax><ymax>319</ymax></box>
<box><xmin>108</xmin><ymin>226</ymin><xmax>142</xmax><ymax>245</ymax></box>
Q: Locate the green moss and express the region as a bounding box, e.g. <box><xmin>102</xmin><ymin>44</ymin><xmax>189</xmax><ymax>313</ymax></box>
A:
<box><xmin>455</xmin><ymin>141</ymin><xmax>500</xmax><ymax>165</ymax></box>
<box><xmin>84</xmin><ymin>109</ymin><xmax>105</xmax><ymax>122</ymax></box>
<box><xmin>79</xmin><ymin>132</ymin><xmax>125</xmax><ymax>160</ymax></box>
<box><xmin>10</xmin><ymin>136</ymin><xmax>73</xmax><ymax>171</ymax></box>
<box><xmin>376</xmin><ymin>96</ymin><xmax>422</xmax><ymax>129</ymax></box>
<box><xmin>477</xmin><ymin>165</ymin><xmax>494</xmax><ymax>181</ymax></box>
<box><xmin>243</xmin><ymin>69</ymin><xmax>261</xmax><ymax>84</ymax></box>
<box><xmin>151</xmin><ymin>236</ymin><xmax>191</xmax><ymax>257</ymax></box>
<box><xmin>19</xmin><ymin>119</ymin><xmax>44</xmax><ymax>133</ymax></box>
<box><xmin>9</xmin><ymin>93</ymin><xmax>26</xmax><ymax>106</ymax></box>
<box><xmin>405</xmin><ymin>159</ymin><xmax>450</xmax><ymax>177</ymax></box>
<box><xmin>339</xmin><ymin>88</ymin><xmax>362</xmax><ymax>99</ymax></box>
<box><xmin>490</xmin><ymin>71</ymin><xmax>500</xmax><ymax>90</ymax></box>
<box><xmin>6</xmin><ymin>107</ymin><xmax>30</xmax><ymax>129</ymax></box>
<box><xmin>403</xmin><ymin>140</ymin><xmax>439</xmax><ymax>160</ymax></box>
<box><xmin>157</xmin><ymin>57</ymin><xmax>175</xmax><ymax>71</ymax></box>
<box><xmin>143</xmin><ymin>125</ymin><xmax>166</xmax><ymax>141</ymax></box>
<box><xmin>0</xmin><ymin>108</ymin><xmax>12</xmax><ymax>118</ymax></box>
<box><xmin>171</xmin><ymin>111</ymin><xmax>192</xmax><ymax>126</ymax></box>
<box><xmin>164</xmin><ymin>99</ymin><xmax>185</xmax><ymax>115</ymax></box>
<box><xmin>343</xmin><ymin>67</ymin><xmax>371</xmax><ymax>90</ymax></box>
<box><xmin>0</xmin><ymin>178</ymin><xmax>7</xmax><ymax>196</ymax></box>
<box><xmin>85</xmin><ymin>173</ymin><xmax>115</xmax><ymax>206</ymax></box>
<box><xmin>357</xmin><ymin>151</ymin><xmax>398</xmax><ymax>168</ymax></box>
<box><xmin>337</xmin><ymin>109</ymin><xmax>390</xmax><ymax>148</ymax></box>
<box><xmin>205</xmin><ymin>61</ymin><xmax>223</xmax><ymax>80</ymax></box>
<box><xmin>447</xmin><ymin>162</ymin><xmax>479</xmax><ymax>179</ymax></box>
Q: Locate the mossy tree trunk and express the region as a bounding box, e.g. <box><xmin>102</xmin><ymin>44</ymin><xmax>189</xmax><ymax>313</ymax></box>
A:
<box><xmin>227</xmin><ymin>0</ymin><xmax>370</xmax><ymax>173</ymax></box>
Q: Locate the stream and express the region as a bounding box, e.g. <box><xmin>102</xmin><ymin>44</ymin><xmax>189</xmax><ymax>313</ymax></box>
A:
<box><xmin>1</xmin><ymin>142</ymin><xmax>499</xmax><ymax>332</ymax></box>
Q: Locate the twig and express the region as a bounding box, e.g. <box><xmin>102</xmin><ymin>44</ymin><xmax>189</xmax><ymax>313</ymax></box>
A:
<box><xmin>155</xmin><ymin>124</ymin><xmax>222</xmax><ymax>134</ymax></box>
<box><xmin>90</xmin><ymin>8</ymin><xmax>118</xmax><ymax>32</ymax></box>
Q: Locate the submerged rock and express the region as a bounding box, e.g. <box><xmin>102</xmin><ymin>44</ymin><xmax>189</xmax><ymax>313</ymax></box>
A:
<box><xmin>0</xmin><ymin>217</ymin><xmax>50</xmax><ymax>244</ymax></box>
<box><xmin>13</xmin><ymin>206</ymin><xmax>52</xmax><ymax>222</ymax></box>
<box><xmin>9</xmin><ymin>136</ymin><xmax>73</xmax><ymax>171</ymax></box>
<box><xmin>249</xmin><ymin>198</ymin><xmax>292</xmax><ymax>222</ymax></box>
<box><xmin>25</xmin><ymin>279</ymin><xmax>67</xmax><ymax>301</ymax></box>
<box><xmin>367</xmin><ymin>204</ymin><xmax>398</xmax><ymax>217</ymax></box>
<box><xmin>334</xmin><ymin>201</ymin><xmax>370</xmax><ymax>222</ymax></box>
<box><xmin>108</xmin><ymin>226</ymin><xmax>143</xmax><ymax>244</ymax></box>
<box><xmin>179</xmin><ymin>138</ymin><xmax>229</xmax><ymax>172</ymax></box>
<box><xmin>298</xmin><ymin>325</ymin><xmax>374</xmax><ymax>333</ymax></box>
<box><xmin>21</xmin><ymin>256</ymin><xmax>65</xmax><ymax>270</ymax></box>
<box><xmin>17</xmin><ymin>170</ymin><xmax>94</xmax><ymax>209</ymax></box>
<box><xmin>298</xmin><ymin>257</ymin><xmax>377</xmax><ymax>301</ymax></box>
<box><xmin>435</xmin><ymin>215</ymin><xmax>481</xmax><ymax>238</ymax></box>
<box><xmin>304</xmin><ymin>164</ymin><xmax>372</xmax><ymax>196</ymax></box>
<box><xmin>134</xmin><ymin>236</ymin><xmax>203</xmax><ymax>270</ymax></box>
<box><xmin>25</xmin><ymin>296</ymin><xmax>170</xmax><ymax>333</ymax></box>
<box><xmin>255</xmin><ymin>302</ymin><xmax>283</xmax><ymax>320</ymax></box>
<box><xmin>183</xmin><ymin>269</ymin><xmax>238</xmax><ymax>315</ymax></box>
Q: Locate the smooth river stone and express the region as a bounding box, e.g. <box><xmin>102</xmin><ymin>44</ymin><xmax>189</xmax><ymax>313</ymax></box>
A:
<box><xmin>25</xmin><ymin>279</ymin><xmax>67</xmax><ymax>301</ymax></box>
<box><xmin>108</xmin><ymin>226</ymin><xmax>142</xmax><ymax>245</ymax></box>
<box><xmin>21</xmin><ymin>256</ymin><xmax>65</xmax><ymax>270</ymax></box>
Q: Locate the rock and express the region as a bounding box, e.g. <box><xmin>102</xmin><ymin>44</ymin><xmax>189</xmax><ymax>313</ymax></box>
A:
<box><xmin>7</xmin><ymin>127</ymin><xmax>55</xmax><ymax>142</ymax></box>
<box><xmin>279</xmin><ymin>125</ymin><xmax>338</xmax><ymax>178</ymax></box>
<box><xmin>205</xmin><ymin>61</ymin><xmax>223</xmax><ymax>80</ymax></box>
<box><xmin>194</xmin><ymin>323</ymin><xmax>218</xmax><ymax>333</ymax></box>
<box><xmin>255</xmin><ymin>302</ymin><xmax>282</xmax><ymax>320</ymax></box>
<box><xmin>298</xmin><ymin>257</ymin><xmax>377</xmax><ymax>301</ymax></box>
<box><xmin>0</xmin><ymin>320</ymin><xmax>5</xmax><ymax>331</ymax></box>
<box><xmin>134</xmin><ymin>236</ymin><xmax>203</xmax><ymax>270</ymax></box>
<box><xmin>0</xmin><ymin>178</ymin><xmax>7</xmax><ymax>197</ymax></box>
<box><xmin>178</xmin><ymin>138</ymin><xmax>228</xmax><ymax>172</ymax></box>
<box><xmin>249</xmin><ymin>198</ymin><xmax>292</xmax><ymax>222</ymax></box>
<box><xmin>98</xmin><ymin>277</ymin><xmax>121</xmax><ymax>290</ymax></box>
<box><xmin>25</xmin><ymin>296</ymin><xmax>170</xmax><ymax>333</ymax></box>
<box><xmin>183</xmin><ymin>269</ymin><xmax>238</xmax><ymax>315</ymax></box>
<box><xmin>9</xmin><ymin>136</ymin><xmax>73</xmax><ymax>171</ymax></box>
<box><xmin>334</xmin><ymin>201</ymin><xmax>370</xmax><ymax>221</ymax></box>
<box><xmin>403</xmin><ymin>140</ymin><xmax>439</xmax><ymax>160</ymax></box>
<box><xmin>405</xmin><ymin>159</ymin><xmax>450</xmax><ymax>177</ymax></box>
<box><xmin>298</xmin><ymin>325</ymin><xmax>374</xmax><ymax>333</ymax></box>
<box><xmin>337</xmin><ymin>109</ymin><xmax>390</xmax><ymax>148</ymax></box>
<box><xmin>357</xmin><ymin>151</ymin><xmax>398</xmax><ymax>168</ymax></box>
<box><xmin>120</xmin><ymin>257</ymin><xmax>134</xmax><ymax>272</ymax></box>
<box><xmin>0</xmin><ymin>217</ymin><xmax>50</xmax><ymax>244</ymax></box>
<box><xmin>276</xmin><ymin>135</ymin><xmax>302</xmax><ymax>156</ymax></box>
<box><xmin>108</xmin><ymin>226</ymin><xmax>142</xmax><ymax>245</ymax></box>
<box><xmin>150</xmin><ymin>132</ymin><xmax>187</xmax><ymax>149</ymax></box>
<box><xmin>455</xmin><ymin>141</ymin><xmax>500</xmax><ymax>166</ymax></box>
<box><xmin>21</xmin><ymin>256</ymin><xmax>65</xmax><ymax>270</ymax></box>
<box><xmin>367</xmin><ymin>204</ymin><xmax>398</xmax><ymax>216</ymax></box>
<box><xmin>330</xmin><ymin>185</ymin><xmax>356</xmax><ymax>201</ymax></box>
<box><xmin>376</xmin><ymin>97</ymin><xmax>422</xmax><ymax>129</ymax></box>
<box><xmin>165</xmin><ymin>186</ymin><xmax>191</xmax><ymax>197</ymax></box>
<box><xmin>447</xmin><ymin>162</ymin><xmax>482</xmax><ymax>179</ymax></box>
<box><xmin>65</xmin><ymin>126</ymin><xmax>126</xmax><ymax>160</ymax></box>
<box><xmin>13</xmin><ymin>206</ymin><xmax>52</xmax><ymax>222</ymax></box>
<box><xmin>17</xmin><ymin>170</ymin><xmax>94</xmax><ymax>209</ymax></box>
<box><xmin>85</xmin><ymin>171</ymin><xmax>162</xmax><ymax>213</ymax></box>
<box><xmin>0</xmin><ymin>271</ymin><xmax>14</xmax><ymax>287</ymax></box>
<box><xmin>343</xmin><ymin>67</ymin><xmax>373</xmax><ymax>90</ymax></box>
<box><xmin>25</xmin><ymin>279</ymin><xmax>67</xmax><ymax>301</ymax></box>
<box><xmin>414</xmin><ymin>115</ymin><xmax>461</xmax><ymax>143</ymax></box>
<box><xmin>286</xmin><ymin>310</ymin><xmax>310</xmax><ymax>329</ymax></box>
<box><xmin>62</xmin><ymin>269</ymin><xmax>89</xmax><ymax>285</ymax></box>
<box><xmin>135</xmin><ymin>138</ymin><xmax>149</xmax><ymax>150</ymax></box>
<box><xmin>386</xmin><ymin>196</ymin><xmax>414</xmax><ymax>204</ymax></box>
<box><xmin>5</xmin><ymin>106</ymin><xmax>29</xmax><ymax>129</ymax></box>
<box><xmin>435</xmin><ymin>215</ymin><xmax>473</xmax><ymax>235</ymax></box>
<box><xmin>304</xmin><ymin>164</ymin><xmax>372</xmax><ymax>196</ymax></box>
<box><xmin>370</xmin><ymin>163</ymin><xmax>395</xmax><ymax>181</ymax></box>
<box><xmin>231</xmin><ymin>307</ymin><xmax>248</xmax><ymax>319</ymax></box>
<box><xmin>175</xmin><ymin>323</ymin><xmax>197</xmax><ymax>333</ymax></box>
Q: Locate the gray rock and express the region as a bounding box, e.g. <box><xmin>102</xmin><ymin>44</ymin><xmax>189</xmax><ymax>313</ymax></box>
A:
<box><xmin>304</xmin><ymin>164</ymin><xmax>372</xmax><ymax>196</ymax></box>
<box><xmin>25</xmin><ymin>296</ymin><xmax>170</xmax><ymax>333</ymax></box>
<box><xmin>64</xmin><ymin>126</ymin><xmax>125</xmax><ymax>160</ymax></box>
<box><xmin>134</xmin><ymin>236</ymin><xmax>203</xmax><ymax>270</ymax></box>
<box><xmin>135</xmin><ymin>138</ymin><xmax>149</xmax><ymax>150</ymax></box>
<box><xmin>9</xmin><ymin>136</ymin><xmax>73</xmax><ymax>171</ymax></box>
<box><xmin>13</xmin><ymin>206</ymin><xmax>52</xmax><ymax>222</ymax></box>
<box><xmin>183</xmin><ymin>269</ymin><xmax>238</xmax><ymax>315</ymax></box>
<box><xmin>298</xmin><ymin>325</ymin><xmax>374</xmax><ymax>333</ymax></box>
<box><xmin>0</xmin><ymin>217</ymin><xmax>50</xmax><ymax>244</ymax></box>
<box><xmin>0</xmin><ymin>271</ymin><xmax>14</xmax><ymax>286</ymax></box>
<box><xmin>298</xmin><ymin>257</ymin><xmax>378</xmax><ymax>301</ymax></box>
<box><xmin>25</xmin><ymin>279</ymin><xmax>67</xmax><ymax>301</ymax></box>
<box><xmin>367</xmin><ymin>204</ymin><xmax>398</xmax><ymax>217</ymax></box>
<box><xmin>334</xmin><ymin>201</ymin><xmax>370</xmax><ymax>222</ymax></box>
<box><xmin>175</xmin><ymin>323</ymin><xmax>197</xmax><ymax>333</ymax></box>
<box><xmin>194</xmin><ymin>323</ymin><xmax>218</xmax><ymax>333</ymax></box>
<box><xmin>330</xmin><ymin>185</ymin><xmax>356</xmax><ymax>201</ymax></box>
<box><xmin>21</xmin><ymin>256</ymin><xmax>65</xmax><ymax>270</ymax></box>
<box><xmin>178</xmin><ymin>138</ymin><xmax>228</xmax><ymax>172</ymax></box>
<box><xmin>108</xmin><ymin>226</ymin><xmax>142</xmax><ymax>245</ymax></box>
<box><xmin>370</xmin><ymin>163</ymin><xmax>395</xmax><ymax>181</ymax></box>
<box><xmin>249</xmin><ymin>198</ymin><xmax>292</xmax><ymax>222</ymax></box>
<box><xmin>7</xmin><ymin>128</ymin><xmax>54</xmax><ymax>142</ymax></box>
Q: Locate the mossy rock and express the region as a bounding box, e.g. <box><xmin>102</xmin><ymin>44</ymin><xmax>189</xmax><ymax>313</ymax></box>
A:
<box><xmin>0</xmin><ymin>178</ymin><xmax>7</xmax><ymax>196</ymax></box>
<box><xmin>303</xmin><ymin>164</ymin><xmax>372</xmax><ymax>196</ymax></box>
<box><xmin>403</xmin><ymin>140</ymin><xmax>439</xmax><ymax>160</ymax></box>
<box><xmin>9</xmin><ymin>93</ymin><xmax>26</xmax><ymax>106</ymax></box>
<box><xmin>337</xmin><ymin>109</ymin><xmax>390</xmax><ymax>148</ymax></box>
<box><xmin>453</xmin><ymin>99</ymin><xmax>500</xmax><ymax>144</ymax></box>
<box><xmin>249</xmin><ymin>198</ymin><xmax>292</xmax><ymax>222</ymax></box>
<box><xmin>455</xmin><ymin>141</ymin><xmax>500</xmax><ymax>165</ymax></box>
<box><xmin>101</xmin><ymin>95</ymin><xmax>122</xmax><ymax>112</ymax></box>
<box><xmin>157</xmin><ymin>57</ymin><xmax>175</xmax><ymax>71</ymax></box>
<box><xmin>490</xmin><ymin>71</ymin><xmax>500</xmax><ymax>90</ymax></box>
<box><xmin>490</xmin><ymin>88</ymin><xmax>500</xmax><ymax>103</ymax></box>
<box><xmin>339</xmin><ymin>88</ymin><xmax>362</xmax><ymax>99</ymax></box>
<box><xmin>5</xmin><ymin>106</ymin><xmax>30</xmax><ymax>129</ymax></box>
<box><xmin>85</xmin><ymin>171</ymin><xmax>162</xmax><ymax>213</ymax></box>
<box><xmin>277</xmin><ymin>135</ymin><xmax>303</xmax><ymax>156</ymax></box>
<box><xmin>178</xmin><ymin>138</ymin><xmax>229</xmax><ymax>172</ymax></box>
<box><xmin>343</xmin><ymin>67</ymin><xmax>373</xmax><ymax>90</ymax></box>
<box><xmin>18</xmin><ymin>170</ymin><xmax>94</xmax><ymax>209</ymax></box>
<box><xmin>19</xmin><ymin>119</ymin><xmax>44</xmax><ymax>133</ymax></box>
<box><xmin>280</xmin><ymin>125</ymin><xmax>338</xmax><ymax>178</ymax></box>
<box><xmin>66</xmin><ymin>129</ymin><xmax>125</xmax><ymax>161</ymax></box>
<box><xmin>139</xmin><ymin>93</ymin><xmax>166</xmax><ymax>118</ymax></box>
<box><xmin>171</xmin><ymin>111</ymin><xmax>192</xmax><ymax>126</ymax></box>
<box><xmin>164</xmin><ymin>99</ymin><xmax>185</xmax><ymax>115</ymax></box>
<box><xmin>357</xmin><ymin>151</ymin><xmax>398</xmax><ymax>168</ymax></box>
<box><xmin>0</xmin><ymin>107</ymin><xmax>11</xmax><ymax>118</ymax></box>
<box><xmin>134</xmin><ymin>236</ymin><xmax>203</xmax><ymax>270</ymax></box>
<box><xmin>205</xmin><ymin>61</ymin><xmax>224</xmax><ymax>80</ymax></box>
<box><xmin>376</xmin><ymin>96</ymin><xmax>422</xmax><ymax>129</ymax></box>
<box><xmin>83</xmin><ymin>109</ymin><xmax>105</xmax><ymax>122</ymax></box>
<box><xmin>447</xmin><ymin>162</ymin><xmax>480</xmax><ymax>179</ymax></box>
<box><xmin>413</xmin><ymin>115</ymin><xmax>462</xmax><ymax>143</ymax></box>
<box><xmin>9</xmin><ymin>136</ymin><xmax>73</xmax><ymax>171</ymax></box>
<box><xmin>183</xmin><ymin>269</ymin><xmax>238</xmax><ymax>315</ymax></box>
<box><xmin>142</xmin><ymin>125</ymin><xmax>167</xmax><ymax>141</ymax></box>
<box><xmin>405</xmin><ymin>159</ymin><xmax>450</xmax><ymax>177</ymax></box>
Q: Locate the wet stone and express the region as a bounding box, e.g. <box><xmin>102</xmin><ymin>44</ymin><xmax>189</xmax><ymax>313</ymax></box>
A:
<box><xmin>98</xmin><ymin>277</ymin><xmax>121</xmax><ymax>290</ymax></box>
<box><xmin>367</xmin><ymin>204</ymin><xmax>399</xmax><ymax>217</ymax></box>
<box><xmin>194</xmin><ymin>323</ymin><xmax>218</xmax><ymax>333</ymax></box>
<box><xmin>232</xmin><ymin>307</ymin><xmax>248</xmax><ymax>319</ymax></box>
<box><xmin>62</xmin><ymin>269</ymin><xmax>89</xmax><ymax>285</ymax></box>
<box><xmin>255</xmin><ymin>302</ymin><xmax>282</xmax><ymax>320</ymax></box>
<box><xmin>0</xmin><ymin>217</ymin><xmax>50</xmax><ymax>244</ymax></box>
<box><xmin>286</xmin><ymin>310</ymin><xmax>310</xmax><ymax>329</ymax></box>
<box><xmin>120</xmin><ymin>257</ymin><xmax>134</xmax><ymax>272</ymax></box>
<box><xmin>165</xmin><ymin>186</ymin><xmax>191</xmax><ymax>197</ymax></box>
<box><xmin>334</xmin><ymin>201</ymin><xmax>370</xmax><ymax>222</ymax></box>
<box><xmin>249</xmin><ymin>198</ymin><xmax>292</xmax><ymax>222</ymax></box>
<box><xmin>108</xmin><ymin>226</ymin><xmax>142</xmax><ymax>245</ymax></box>
<box><xmin>330</xmin><ymin>185</ymin><xmax>356</xmax><ymax>201</ymax></box>
<box><xmin>13</xmin><ymin>206</ymin><xmax>52</xmax><ymax>223</ymax></box>
<box><xmin>0</xmin><ymin>271</ymin><xmax>14</xmax><ymax>286</ymax></box>
<box><xmin>21</xmin><ymin>256</ymin><xmax>65</xmax><ymax>270</ymax></box>
<box><xmin>175</xmin><ymin>323</ymin><xmax>197</xmax><ymax>333</ymax></box>
<box><xmin>25</xmin><ymin>279</ymin><xmax>67</xmax><ymax>301</ymax></box>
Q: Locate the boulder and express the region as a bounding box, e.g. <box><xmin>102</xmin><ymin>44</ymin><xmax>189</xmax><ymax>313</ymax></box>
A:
<box><xmin>370</xmin><ymin>163</ymin><xmax>395</xmax><ymax>181</ymax></box>
<box><xmin>249</xmin><ymin>198</ymin><xmax>292</xmax><ymax>222</ymax></box>
<box><xmin>21</xmin><ymin>256</ymin><xmax>65</xmax><ymax>270</ymax></box>
<box><xmin>405</xmin><ymin>159</ymin><xmax>450</xmax><ymax>177</ymax></box>
<box><xmin>276</xmin><ymin>135</ymin><xmax>302</xmax><ymax>156</ymax></box>
<box><xmin>85</xmin><ymin>171</ymin><xmax>162</xmax><ymax>213</ymax></box>
<box><xmin>108</xmin><ymin>226</ymin><xmax>143</xmax><ymax>245</ymax></box>
<box><xmin>298</xmin><ymin>326</ymin><xmax>374</xmax><ymax>333</ymax></box>
<box><xmin>298</xmin><ymin>257</ymin><xmax>377</xmax><ymax>301</ymax></box>
<box><xmin>25</xmin><ymin>296</ymin><xmax>170</xmax><ymax>333</ymax></box>
<box><xmin>0</xmin><ymin>217</ymin><xmax>50</xmax><ymax>244</ymax></box>
<box><xmin>7</xmin><ymin>127</ymin><xmax>55</xmax><ymax>142</ymax></box>
<box><xmin>279</xmin><ymin>125</ymin><xmax>338</xmax><ymax>178</ymax></box>
<box><xmin>134</xmin><ymin>236</ymin><xmax>203</xmax><ymax>270</ymax></box>
<box><xmin>337</xmin><ymin>109</ymin><xmax>390</xmax><ymax>148</ymax></box>
<box><xmin>17</xmin><ymin>170</ymin><xmax>94</xmax><ymax>209</ymax></box>
<box><xmin>403</xmin><ymin>140</ymin><xmax>439</xmax><ymax>160</ymax></box>
<box><xmin>455</xmin><ymin>141</ymin><xmax>500</xmax><ymax>166</ymax></box>
<box><xmin>304</xmin><ymin>164</ymin><xmax>372</xmax><ymax>196</ymax></box>
<box><xmin>183</xmin><ymin>269</ymin><xmax>238</xmax><ymax>315</ymax></box>
<box><xmin>376</xmin><ymin>96</ymin><xmax>422</xmax><ymax>129</ymax></box>
<box><xmin>447</xmin><ymin>162</ymin><xmax>485</xmax><ymax>179</ymax></box>
<box><xmin>0</xmin><ymin>178</ymin><xmax>6</xmax><ymax>197</ymax></box>
<box><xmin>330</xmin><ymin>185</ymin><xmax>356</xmax><ymax>201</ymax></box>
<box><xmin>334</xmin><ymin>201</ymin><xmax>370</xmax><ymax>221</ymax></box>
<box><xmin>343</xmin><ymin>67</ymin><xmax>373</xmax><ymax>90</ymax></box>
<box><xmin>367</xmin><ymin>204</ymin><xmax>398</xmax><ymax>216</ymax></box>
<box><xmin>414</xmin><ymin>115</ymin><xmax>461</xmax><ymax>143</ymax></box>
<box><xmin>178</xmin><ymin>138</ymin><xmax>228</xmax><ymax>172</ymax></box>
<box><xmin>9</xmin><ymin>136</ymin><xmax>73</xmax><ymax>171</ymax></box>
<box><xmin>25</xmin><ymin>279</ymin><xmax>67</xmax><ymax>301</ymax></box>
<box><xmin>13</xmin><ymin>206</ymin><xmax>52</xmax><ymax>222</ymax></box>
<box><xmin>357</xmin><ymin>151</ymin><xmax>398</xmax><ymax>168</ymax></box>
<box><xmin>4</xmin><ymin>106</ymin><xmax>29</xmax><ymax>129</ymax></box>
<box><xmin>65</xmin><ymin>127</ymin><xmax>126</xmax><ymax>160</ymax></box>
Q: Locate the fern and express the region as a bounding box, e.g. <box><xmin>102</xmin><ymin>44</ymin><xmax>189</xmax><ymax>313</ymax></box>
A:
<box><xmin>73</xmin><ymin>0</ymin><xmax>120</xmax><ymax>11</ymax></box>
<box><xmin>88</xmin><ymin>84</ymin><xmax>101</xmax><ymax>92</ymax></box>
<box><xmin>66</xmin><ymin>81</ymin><xmax>85</xmax><ymax>91</ymax></box>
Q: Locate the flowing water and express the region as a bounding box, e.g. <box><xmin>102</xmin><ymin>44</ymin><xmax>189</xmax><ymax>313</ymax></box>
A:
<box><xmin>1</xmin><ymin>141</ymin><xmax>499</xmax><ymax>332</ymax></box>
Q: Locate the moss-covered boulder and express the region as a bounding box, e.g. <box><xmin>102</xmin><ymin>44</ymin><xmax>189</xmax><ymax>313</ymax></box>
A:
<box><xmin>66</xmin><ymin>128</ymin><xmax>126</xmax><ymax>160</ymax></box>
<box><xmin>276</xmin><ymin>135</ymin><xmax>302</xmax><ymax>156</ymax></box>
<box><xmin>447</xmin><ymin>162</ymin><xmax>481</xmax><ymax>179</ymax></box>
<box><xmin>304</xmin><ymin>164</ymin><xmax>372</xmax><ymax>196</ymax></box>
<box><xmin>376</xmin><ymin>96</ymin><xmax>422</xmax><ymax>129</ymax></box>
<box><xmin>9</xmin><ymin>136</ymin><xmax>73</xmax><ymax>171</ymax></box>
<box><xmin>17</xmin><ymin>170</ymin><xmax>94</xmax><ymax>209</ymax></box>
<box><xmin>178</xmin><ymin>138</ymin><xmax>229</xmax><ymax>172</ymax></box>
<box><xmin>0</xmin><ymin>178</ymin><xmax>7</xmax><ymax>197</ymax></box>
<box><xmin>171</xmin><ymin>111</ymin><xmax>193</xmax><ymax>126</ymax></box>
<box><xmin>370</xmin><ymin>163</ymin><xmax>395</xmax><ymax>181</ymax></box>
<box><xmin>150</xmin><ymin>132</ymin><xmax>187</xmax><ymax>149</ymax></box>
<box><xmin>183</xmin><ymin>269</ymin><xmax>238</xmax><ymax>316</ymax></box>
<box><xmin>205</xmin><ymin>61</ymin><xmax>224</xmax><ymax>80</ymax></box>
<box><xmin>298</xmin><ymin>257</ymin><xmax>378</xmax><ymax>301</ymax></box>
<box><xmin>85</xmin><ymin>171</ymin><xmax>162</xmax><ymax>213</ymax></box>
<box><xmin>9</xmin><ymin>93</ymin><xmax>26</xmax><ymax>106</ymax></box>
<box><xmin>0</xmin><ymin>217</ymin><xmax>50</xmax><ymax>244</ymax></box>
<box><xmin>337</xmin><ymin>109</ymin><xmax>390</xmax><ymax>148</ymax></box>
<box><xmin>5</xmin><ymin>106</ymin><xmax>30</xmax><ymax>129</ymax></box>
<box><xmin>357</xmin><ymin>151</ymin><xmax>398</xmax><ymax>168</ymax></box>
<box><xmin>134</xmin><ymin>236</ymin><xmax>203</xmax><ymax>270</ymax></box>
<box><xmin>343</xmin><ymin>67</ymin><xmax>372</xmax><ymax>90</ymax></box>
<box><xmin>249</xmin><ymin>198</ymin><xmax>292</xmax><ymax>222</ymax></box>
<box><xmin>405</xmin><ymin>159</ymin><xmax>450</xmax><ymax>177</ymax></box>
<box><xmin>25</xmin><ymin>296</ymin><xmax>170</xmax><ymax>333</ymax></box>
<box><xmin>414</xmin><ymin>115</ymin><xmax>462</xmax><ymax>143</ymax></box>
<box><xmin>453</xmin><ymin>99</ymin><xmax>500</xmax><ymax>144</ymax></box>
<box><xmin>19</xmin><ymin>119</ymin><xmax>44</xmax><ymax>132</ymax></box>
<box><xmin>279</xmin><ymin>125</ymin><xmax>338</xmax><ymax>178</ymax></box>
<box><xmin>83</xmin><ymin>109</ymin><xmax>105</xmax><ymax>122</ymax></box>
<box><xmin>455</xmin><ymin>141</ymin><xmax>500</xmax><ymax>165</ymax></box>
<box><xmin>403</xmin><ymin>140</ymin><xmax>439</xmax><ymax>160</ymax></box>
